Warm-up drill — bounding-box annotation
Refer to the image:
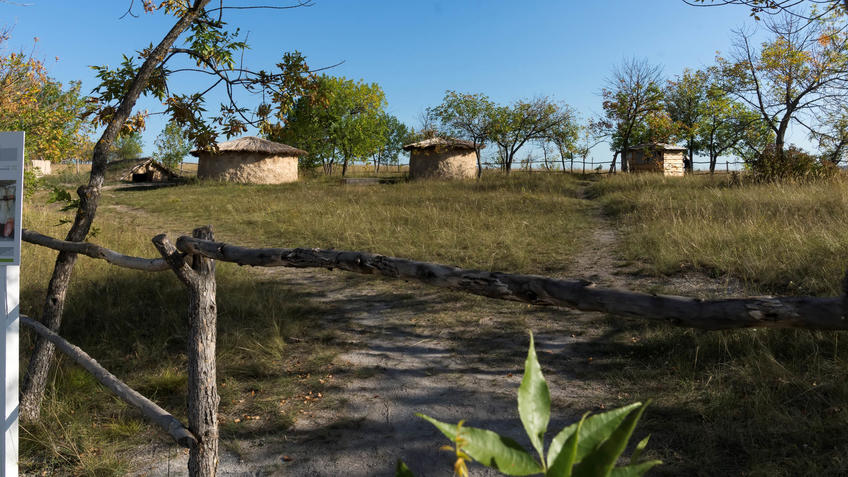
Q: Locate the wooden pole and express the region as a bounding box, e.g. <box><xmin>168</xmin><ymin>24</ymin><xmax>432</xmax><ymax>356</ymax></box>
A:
<box><xmin>175</xmin><ymin>236</ymin><xmax>847</xmax><ymax>331</ymax></box>
<box><xmin>153</xmin><ymin>227</ymin><xmax>219</xmax><ymax>477</ymax></box>
<box><xmin>19</xmin><ymin>315</ymin><xmax>197</xmax><ymax>448</ymax></box>
<box><xmin>726</xmin><ymin>161</ymin><xmax>729</xmax><ymax>174</ymax></box>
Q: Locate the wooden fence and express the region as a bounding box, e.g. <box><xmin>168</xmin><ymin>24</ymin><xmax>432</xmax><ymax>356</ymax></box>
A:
<box><xmin>18</xmin><ymin>227</ymin><xmax>848</xmax><ymax>476</ymax></box>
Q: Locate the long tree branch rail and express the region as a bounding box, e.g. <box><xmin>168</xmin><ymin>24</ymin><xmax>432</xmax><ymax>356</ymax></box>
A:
<box><xmin>19</xmin><ymin>315</ymin><xmax>198</xmax><ymax>448</ymax></box>
<box><xmin>21</xmin><ymin>228</ymin><xmax>847</xmax><ymax>330</ymax></box>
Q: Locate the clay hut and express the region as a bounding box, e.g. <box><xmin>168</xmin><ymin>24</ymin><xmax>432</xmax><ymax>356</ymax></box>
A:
<box><xmin>403</xmin><ymin>137</ymin><xmax>482</xmax><ymax>180</ymax></box>
<box><xmin>191</xmin><ymin>136</ymin><xmax>306</xmax><ymax>184</ymax></box>
<box><xmin>29</xmin><ymin>160</ymin><xmax>52</xmax><ymax>176</ymax></box>
<box><xmin>120</xmin><ymin>158</ymin><xmax>180</xmax><ymax>183</ymax></box>
<box><xmin>625</xmin><ymin>143</ymin><xmax>685</xmax><ymax>177</ymax></box>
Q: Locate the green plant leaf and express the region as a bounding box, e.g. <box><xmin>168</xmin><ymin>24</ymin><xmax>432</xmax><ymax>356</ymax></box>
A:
<box><xmin>417</xmin><ymin>413</ymin><xmax>543</xmax><ymax>476</ymax></box>
<box><xmin>563</xmin><ymin>403</ymin><xmax>642</xmax><ymax>464</ymax></box>
<box><xmin>608</xmin><ymin>460</ymin><xmax>663</xmax><ymax>477</ymax></box>
<box><xmin>518</xmin><ymin>331</ymin><xmax>551</xmax><ymax>462</ymax></box>
<box><xmin>395</xmin><ymin>459</ymin><xmax>416</xmax><ymax>477</ymax></box>
<box><xmin>572</xmin><ymin>402</ymin><xmax>651</xmax><ymax>477</ymax></box>
<box><xmin>629</xmin><ymin>435</ymin><xmax>650</xmax><ymax>465</ymax></box>
<box><xmin>545</xmin><ymin>413</ymin><xmax>586</xmax><ymax>477</ymax></box>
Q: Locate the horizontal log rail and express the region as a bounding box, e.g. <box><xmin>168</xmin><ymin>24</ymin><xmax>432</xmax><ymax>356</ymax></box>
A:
<box><xmin>20</xmin><ymin>315</ymin><xmax>198</xmax><ymax>448</ymax></box>
<box><xmin>175</xmin><ymin>236</ymin><xmax>846</xmax><ymax>331</ymax></box>
<box><xmin>22</xmin><ymin>229</ymin><xmax>170</xmax><ymax>272</ymax></box>
<box><xmin>21</xmin><ymin>228</ymin><xmax>847</xmax><ymax>330</ymax></box>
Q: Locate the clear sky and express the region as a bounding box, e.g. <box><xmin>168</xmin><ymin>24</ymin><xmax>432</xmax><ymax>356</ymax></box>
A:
<box><xmin>1</xmin><ymin>0</ymin><xmax>781</xmax><ymax>166</ymax></box>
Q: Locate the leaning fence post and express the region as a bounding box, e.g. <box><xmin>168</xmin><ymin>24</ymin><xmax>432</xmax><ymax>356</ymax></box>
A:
<box><xmin>153</xmin><ymin>227</ymin><xmax>219</xmax><ymax>477</ymax></box>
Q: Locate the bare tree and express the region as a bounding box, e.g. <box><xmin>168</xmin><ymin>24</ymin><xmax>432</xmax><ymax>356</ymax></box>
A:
<box><xmin>599</xmin><ymin>58</ymin><xmax>665</xmax><ymax>172</ymax></box>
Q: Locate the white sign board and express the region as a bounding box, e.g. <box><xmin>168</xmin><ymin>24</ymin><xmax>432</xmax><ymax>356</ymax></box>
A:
<box><xmin>0</xmin><ymin>132</ymin><xmax>22</xmax><ymax>477</ymax></box>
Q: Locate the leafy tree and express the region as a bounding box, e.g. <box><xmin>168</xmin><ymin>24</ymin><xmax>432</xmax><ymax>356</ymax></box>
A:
<box><xmin>0</xmin><ymin>42</ymin><xmax>91</xmax><ymax>163</ymax></box>
<box><xmin>110</xmin><ymin>131</ymin><xmax>144</xmax><ymax>162</ymax></box>
<box><xmin>154</xmin><ymin>121</ymin><xmax>192</xmax><ymax>169</ymax></box>
<box><xmin>429</xmin><ymin>91</ymin><xmax>496</xmax><ymax>178</ymax></box>
<box><xmin>665</xmin><ymin>69</ymin><xmax>708</xmax><ymax>172</ymax></box>
<box><xmin>717</xmin><ymin>13</ymin><xmax>848</xmax><ymax>161</ymax></box>
<box><xmin>271</xmin><ymin>75</ymin><xmax>386</xmax><ymax>176</ymax></box>
<box><xmin>489</xmin><ymin>97</ymin><xmax>569</xmax><ymax>173</ymax></box>
<box><xmin>371</xmin><ymin>113</ymin><xmax>408</xmax><ymax>173</ymax></box>
<box><xmin>546</xmin><ymin>106</ymin><xmax>580</xmax><ymax>171</ymax></box>
<box><xmin>21</xmin><ymin>0</ymin><xmax>318</xmax><ymax>435</ymax></box>
<box><xmin>599</xmin><ymin>58</ymin><xmax>665</xmax><ymax>172</ymax></box>
<box><xmin>697</xmin><ymin>71</ymin><xmax>770</xmax><ymax>172</ymax></box>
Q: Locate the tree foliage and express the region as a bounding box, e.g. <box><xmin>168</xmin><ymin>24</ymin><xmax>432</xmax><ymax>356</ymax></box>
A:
<box><xmin>0</xmin><ymin>40</ymin><xmax>91</xmax><ymax>162</ymax></box>
<box><xmin>429</xmin><ymin>91</ymin><xmax>496</xmax><ymax>177</ymax></box>
<box><xmin>489</xmin><ymin>97</ymin><xmax>572</xmax><ymax>173</ymax></box>
<box><xmin>599</xmin><ymin>58</ymin><xmax>665</xmax><ymax>172</ymax></box>
<box><xmin>270</xmin><ymin>75</ymin><xmax>387</xmax><ymax>176</ymax></box>
<box><xmin>154</xmin><ymin>121</ymin><xmax>192</xmax><ymax>169</ymax></box>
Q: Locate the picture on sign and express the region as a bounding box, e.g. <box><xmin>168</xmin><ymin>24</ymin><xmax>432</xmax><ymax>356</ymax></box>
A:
<box><xmin>0</xmin><ymin>132</ymin><xmax>24</xmax><ymax>265</ymax></box>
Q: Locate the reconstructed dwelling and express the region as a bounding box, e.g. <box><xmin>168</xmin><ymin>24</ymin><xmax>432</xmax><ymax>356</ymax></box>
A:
<box><xmin>625</xmin><ymin>143</ymin><xmax>686</xmax><ymax>177</ymax></box>
<box><xmin>120</xmin><ymin>158</ymin><xmax>180</xmax><ymax>183</ymax></box>
<box><xmin>192</xmin><ymin>136</ymin><xmax>307</xmax><ymax>184</ymax></box>
<box><xmin>403</xmin><ymin>137</ymin><xmax>481</xmax><ymax>179</ymax></box>
<box><xmin>30</xmin><ymin>160</ymin><xmax>52</xmax><ymax>176</ymax></box>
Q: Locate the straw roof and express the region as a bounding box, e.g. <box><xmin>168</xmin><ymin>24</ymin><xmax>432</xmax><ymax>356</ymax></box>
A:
<box><xmin>119</xmin><ymin>157</ymin><xmax>179</xmax><ymax>181</ymax></box>
<box><xmin>402</xmin><ymin>137</ymin><xmax>483</xmax><ymax>151</ymax></box>
<box><xmin>628</xmin><ymin>143</ymin><xmax>687</xmax><ymax>151</ymax></box>
<box><xmin>190</xmin><ymin>136</ymin><xmax>307</xmax><ymax>157</ymax></box>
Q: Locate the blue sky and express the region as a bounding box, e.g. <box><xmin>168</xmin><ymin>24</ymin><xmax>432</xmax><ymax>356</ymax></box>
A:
<box><xmin>2</xmin><ymin>0</ymin><xmax>776</xmax><ymax>165</ymax></box>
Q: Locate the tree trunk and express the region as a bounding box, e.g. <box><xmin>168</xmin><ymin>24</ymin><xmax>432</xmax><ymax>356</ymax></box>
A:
<box><xmin>153</xmin><ymin>226</ymin><xmax>219</xmax><ymax>477</ymax></box>
<box><xmin>342</xmin><ymin>157</ymin><xmax>349</xmax><ymax>177</ymax></box>
<box><xmin>609</xmin><ymin>151</ymin><xmax>619</xmax><ymax>173</ymax></box>
<box><xmin>475</xmin><ymin>149</ymin><xmax>482</xmax><ymax>179</ymax></box>
<box><xmin>19</xmin><ymin>0</ymin><xmax>211</xmax><ymax>422</ymax></box>
<box><xmin>620</xmin><ymin>142</ymin><xmax>629</xmax><ymax>172</ymax></box>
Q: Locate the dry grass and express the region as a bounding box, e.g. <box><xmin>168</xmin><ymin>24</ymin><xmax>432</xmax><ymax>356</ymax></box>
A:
<box><xmin>591</xmin><ymin>173</ymin><xmax>848</xmax><ymax>295</ymax></box>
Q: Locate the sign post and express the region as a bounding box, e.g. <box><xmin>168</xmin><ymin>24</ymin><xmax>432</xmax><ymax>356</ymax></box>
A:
<box><xmin>0</xmin><ymin>132</ymin><xmax>24</xmax><ymax>477</ymax></box>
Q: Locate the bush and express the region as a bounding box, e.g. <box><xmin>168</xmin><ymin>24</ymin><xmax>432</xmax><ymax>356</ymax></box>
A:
<box><xmin>748</xmin><ymin>144</ymin><xmax>837</xmax><ymax>181</ymax></box>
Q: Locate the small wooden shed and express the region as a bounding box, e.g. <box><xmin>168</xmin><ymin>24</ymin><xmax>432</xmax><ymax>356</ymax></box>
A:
<box><xmin>625</xmin><ymin>143</ymin><xmax>685</xmax><ymax>177</ymax></box>
<box><xmin>403</xmin><ymin>137</ymin><xmax>481</xmax><ymax>180</ymax></box>
<box><xmin>191</xmin><ymin>136</ymin><xmax>307</xmax><ymax>184</ymax></box>
<box><xmin>120</xmin><ymin>158</ymin><xmax>180</xmax><ymax>183</ymax></box>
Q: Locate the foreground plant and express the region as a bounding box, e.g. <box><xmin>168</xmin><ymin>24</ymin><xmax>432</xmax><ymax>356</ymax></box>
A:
<box><xmin>399</xmin><ymin>333</ymin><xmax>660</xmax><ymax>476</ymax></box>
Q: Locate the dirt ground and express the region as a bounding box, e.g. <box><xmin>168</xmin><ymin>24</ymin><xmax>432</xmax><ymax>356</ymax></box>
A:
<box><xmin>130</xmin><ymin>190</ymin><xmax>744</xmax><ymax>477</ymax></box>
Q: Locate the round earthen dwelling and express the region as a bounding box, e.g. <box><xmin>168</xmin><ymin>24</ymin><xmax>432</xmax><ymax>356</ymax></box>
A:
<box><xmin>191</xmin><ymin>136</ymin><xmax>307</xmax><ymax>184</ymax></box>
<box><xmin>402</xmin><ymin>137</ymin><xmax>482</xmax><ymax>179</ymax></box>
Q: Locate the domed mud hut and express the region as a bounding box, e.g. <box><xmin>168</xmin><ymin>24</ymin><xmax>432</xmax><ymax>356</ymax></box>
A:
<box><xmin>191</xmin><ymin>136</ymin><xmax>307</xmax><ymax>184</ymax></box>
<box><xmin>625</xmin><ymin>143</ymin><xmax>685</xmax><ymax>177</ymax></box>
<box><xmin>403</xmin><ymin>137</ymin><xmax>482</xmax><ymax>180</ymax></box>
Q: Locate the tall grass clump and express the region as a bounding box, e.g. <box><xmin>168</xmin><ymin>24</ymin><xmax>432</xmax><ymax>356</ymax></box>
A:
<box><xmin>591</xmin><ymin>173</ymin><xmax>848</xmax><ymax>295</ymax></box>
<box><xmin>105</xmin><ymin>173</ymin><xmax>591</xmax><ymax>275</ymax></box>
<box><xmin>20</xmin><ymin>197</ymin><xmax>342</xmax><ymax>474</ymax></box>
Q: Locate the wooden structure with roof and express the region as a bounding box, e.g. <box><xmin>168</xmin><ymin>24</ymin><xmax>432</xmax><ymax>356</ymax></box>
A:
<box><xmin>625</xmin><ymin>143</ymin><xmax>686</xmax><ymax>177</ymax></box>
<box><xmin>402</xmin><ymin>137</ymin><xmax>482</xmax><ymax>180</ymax></box>
<box><xmin>120</xmin><ymin>158</ymin><xmax>180</xmax><ymax>183</ymax></box>
<box><xmin>191</xmin><ymin>136</ymin><xmax>307</xmax><ymax>184</ymax></box>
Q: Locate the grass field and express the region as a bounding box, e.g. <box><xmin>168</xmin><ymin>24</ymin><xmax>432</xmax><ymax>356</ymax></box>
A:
<box><xmin>18</xmin><ymin>170</ymin><xmax>848</xmax><ymax>475</ymax></box>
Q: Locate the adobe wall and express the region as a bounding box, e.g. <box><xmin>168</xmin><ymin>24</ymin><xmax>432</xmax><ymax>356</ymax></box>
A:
<box><xmin>197</xmin><ymin>152</ymin><xmax>298</xmax><ymax>184</ymax></box>
<box><xmin>662</xmin><ymin>151</ymin><xmax>685</xmax><ymax>177</ymax></box>
<box><xmin>30</xmin><ymin>160</ymin><xmax>51</xmax><ymax>176</ymax></box>
<box><xmin>409</xmin><ymin>149</ymin><xmax>476</xmax><ymax>179</ymax></box>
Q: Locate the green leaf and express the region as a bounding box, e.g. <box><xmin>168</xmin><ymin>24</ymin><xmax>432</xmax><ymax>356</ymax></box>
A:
<box><xmin>572</xmin><ymin>402</ymin><xmax>651</xmax><ymax>477</ymax></box>
<box><xmin>546</xmin><ymin>413</ymin><xmax>585</xmax><ymax>477</ymax></box>
<box><xmin>608</xmin><ymin>460</ymin><xmax>663</xmax><ymax>477</ymax></box>
<box><xmin>518</xmin><ymin>331</ymin><xmax>551</xmax><ymax>462</ymax></box>
<box><xmin>571</xmin><ymin>403</ymin><xmax>642</xmax><ymax>464</ymax></box>
<box><xmin>629</xmin><ymin>435</ymin><xmax>650</xmax><ymax>465</ymax></box>
<box><xmin>417</xmin><ymin>413</ymin><xmax>543</xmax><ymax>476</ymax></box>
<box><xmin>395</xmin><ymin>459</ymin><xmax>416</xmax><ymax>477</ymax></box>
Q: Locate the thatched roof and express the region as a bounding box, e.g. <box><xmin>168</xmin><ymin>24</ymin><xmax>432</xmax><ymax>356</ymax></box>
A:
<box><xmin>402</xmin><ymin>137</ymin><xmax>484</xmax><ymax>151</ymax></box>
<box><xmin>190</xmin><ymin>136</ymin><xmax>307</xmax><ymax>157</ymax></box>
<box><xmin>119</xmin><ymin>158</ymin><xmax>180</xmax><ymax>182</ymax></box>
<box><xmin>628</xmin><ymin>143</ymin><xmax>687</xmax><ymax>152</ymax></box>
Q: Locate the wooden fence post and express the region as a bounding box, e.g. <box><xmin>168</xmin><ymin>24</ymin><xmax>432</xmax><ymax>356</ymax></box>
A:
<box><xmin>153</xmin><ymin>227</ymin><xmax>219</xmax><ymax>477</ymax></box>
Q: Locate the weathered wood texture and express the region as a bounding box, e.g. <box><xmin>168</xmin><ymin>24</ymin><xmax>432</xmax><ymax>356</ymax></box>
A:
<box><xmin>154</xmin><ymin>227</ymin><xmax>219</xmax><ymax>477</ymax></box>
<box><xmin>20</xmin><ymin>0</ymin><xmax>214</xmax><ymax>422</ymax></box>
<box><xmin>22</xmin><ymin>229</ymin><xmax>170</xmax><ymax>272</ymax></box>
<box><xmin>19</xmin><ymin>315</ymin><xmax>197</xmax><ymax>448</ymax></box>
<box><xmin>175</xmin><ymin>236</ymin><xmax>847</xmax><ymax>330</ymax></box>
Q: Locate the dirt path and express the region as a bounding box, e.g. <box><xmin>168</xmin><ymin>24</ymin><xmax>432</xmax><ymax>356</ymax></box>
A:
<box><xmin>131</xmin><ymin>184</ymin><xmax>740</xmax><ymax>476</ymax></box>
